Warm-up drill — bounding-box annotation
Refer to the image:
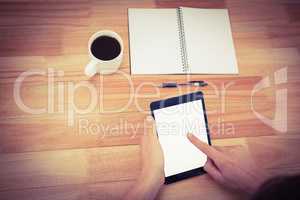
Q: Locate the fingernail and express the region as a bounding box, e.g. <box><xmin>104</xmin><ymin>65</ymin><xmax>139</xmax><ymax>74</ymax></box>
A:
<box><xmin>187</xmin><ymin>133</ymin><xmax>193</xmax><ymax>138</ymax></box>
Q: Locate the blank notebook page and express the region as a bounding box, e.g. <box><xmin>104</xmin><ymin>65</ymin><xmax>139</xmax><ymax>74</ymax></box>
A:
<box><xmin>128</xmin><ymin>9</ymin><xmax>182</xmax><ymax>74</ymax></box>
<box><xmin>181</xmin><ymin>7</ymin><xmax>238</xmax><ymax>74</ymax></box>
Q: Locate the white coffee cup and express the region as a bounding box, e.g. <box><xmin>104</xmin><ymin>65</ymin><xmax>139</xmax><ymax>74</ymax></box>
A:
<box><xmin>85</xmin><ymin>30</ymin><xmax>123</xmax><ymax>77</ymax></box>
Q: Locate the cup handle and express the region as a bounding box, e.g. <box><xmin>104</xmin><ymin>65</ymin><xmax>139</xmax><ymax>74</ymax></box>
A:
<box><xmin>85</xmin><ymin>60</ymin><xmax>98</xmax><ymax>77</ymax></box>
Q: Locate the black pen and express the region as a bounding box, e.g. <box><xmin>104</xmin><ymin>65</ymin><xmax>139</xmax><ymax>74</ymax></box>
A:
<box><xmin>159</xmin><ymin>81</ymin><xmax>208</xmax><ymax>88</ymax></box>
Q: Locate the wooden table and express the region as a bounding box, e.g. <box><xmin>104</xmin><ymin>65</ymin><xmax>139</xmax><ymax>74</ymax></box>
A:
<box><xmin>1</xmin><ymin>0</ymin><xmax>300</xmax><ymax>199</ymax></box>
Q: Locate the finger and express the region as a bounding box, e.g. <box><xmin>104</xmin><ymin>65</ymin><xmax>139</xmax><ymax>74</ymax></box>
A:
<box><xmin>144</xmin><ymin>116</ymin><xmax>159</xmax><ymax>145</ymax></box>
<box><xmin>204</xmin><ymin>158</ymin><xmax>224</xmax><ymax>184</ymax></box>
<box><xmin>140</xmin><ymin>133</ymin><xmax>147</xmax><ymax>157</ymax></box>
<box><xmin>148</xmin><ymin>122</ymin><xmax>157</xmax><ymax>140</ymax></box>
<box><xmin>141</xmin><ymin>117</ymin><xmax>152</xmax><ymax>141</ymax></box>
<box><xmin>187</xmin><ymin>133</ymin><xmax>222</xmax><ymax>160</ymax></box>
<box><xmin>213</xmin><ymin>146</ymin><xmax>223</xmax><ymax>152</ymax></box>
<box><xmin>214</xmin><ymin>145</ymin><xmax>235</xmax><ymax>153</ymax></box>
<box><xmin>145</xmin><ymin>116</ymin><xmax>155</xmax><ymax>134</ymax></box>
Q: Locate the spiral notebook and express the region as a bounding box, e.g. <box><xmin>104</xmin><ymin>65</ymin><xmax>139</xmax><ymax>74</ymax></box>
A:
<box><xmin>128</xmin><ymin>7</ymin><xmax>239</xmax><ymax>74</ymax></box>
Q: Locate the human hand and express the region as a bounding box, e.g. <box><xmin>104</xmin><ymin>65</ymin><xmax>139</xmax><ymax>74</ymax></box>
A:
<box><xmin>124</xmin><ymin>117</ymin><xmax>164</xmax><ymax>200</ymax></box>
<box><xmin>139</xmin><ymin>117</ymin><xmax>165</xmax><ymax>186</ymax></box>
<box><xmin>187</xmin><ymin>133</ymin><xmax>268</xmax><ymax>194</ymax></box>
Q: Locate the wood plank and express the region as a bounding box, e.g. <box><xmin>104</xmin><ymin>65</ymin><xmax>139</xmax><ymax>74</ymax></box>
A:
<box><xmin>0</xmin><ymin>145</ymin><xmax>140</xmax><ymax>191</ymax></box>
<box><xmin>1</xmin><ymin>135</ymin><xmax>300</xmax><ymax>199</ymax></box>
<box><xmin>0</xmin><ymin>0</ymin><xmax>300</xmax><ymax>199</ymax></box>
<box><xmin>0</xmin><ymin>75</ymin><xmax>278</xmax><ymax>153</ymax></box>
<box><xmin>0</xmin><ymin>178</ymin><xmax>243</xmax><ymax>200</ymax></box>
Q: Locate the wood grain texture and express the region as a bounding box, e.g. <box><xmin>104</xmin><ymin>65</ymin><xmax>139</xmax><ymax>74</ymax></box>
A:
<box><xmin>0</xmin><ymin>0</ymin><xmax>300</xmax><ymax>199</ymax></box>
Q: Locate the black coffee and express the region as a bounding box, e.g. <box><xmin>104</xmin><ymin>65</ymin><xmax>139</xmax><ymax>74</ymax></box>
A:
<box><xmin>91</xmin><ymin>36</ymin><xmax>121</xmax><ymax>61</ymax></box>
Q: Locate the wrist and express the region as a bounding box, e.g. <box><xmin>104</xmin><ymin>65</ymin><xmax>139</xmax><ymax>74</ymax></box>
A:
<box><xmin>129</xmin><ymin>170</ymin><xmax>163</xmax><ymax>200</ymax></box>
<box><xmin>140</xmin><ymin>168</ymin><xmax>165</xmax><ymax>187</ymax></box>
<box><xmin>124</xmin><ymin>170</ymin><xmax>164</xmax><ymax>200</ymax></box>
<box><xmin>245</xmin><ymin>171</ymin><xmax>269</xmax><ymax>194</ymax></box>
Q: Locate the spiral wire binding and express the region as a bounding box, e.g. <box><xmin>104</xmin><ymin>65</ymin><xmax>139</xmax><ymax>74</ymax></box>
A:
<box><xmin>177</xmin><ymin>8</ymin><xmax>189</xmax><ymax>73</ymax></box>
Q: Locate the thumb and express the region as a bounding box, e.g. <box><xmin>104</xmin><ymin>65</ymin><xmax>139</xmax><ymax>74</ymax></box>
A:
<box><xmin>145</xmin><ymin>116</ymin><xmax>155</xmax><ymax>134</ymax></box>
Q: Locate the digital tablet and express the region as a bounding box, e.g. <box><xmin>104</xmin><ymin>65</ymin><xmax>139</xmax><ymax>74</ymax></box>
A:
<box><xmin>150</xmin><ymin>91</ymin><xmax>211</xmax><ymax>184</ymax></box>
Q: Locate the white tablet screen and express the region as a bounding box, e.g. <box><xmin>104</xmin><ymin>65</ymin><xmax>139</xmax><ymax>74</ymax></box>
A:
<box><xmin>153</xmin><ymin>99</ymin><xmax>209</xmax><ymax>177</ymax></box>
